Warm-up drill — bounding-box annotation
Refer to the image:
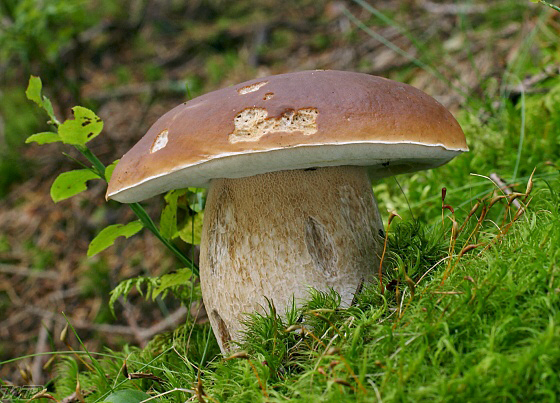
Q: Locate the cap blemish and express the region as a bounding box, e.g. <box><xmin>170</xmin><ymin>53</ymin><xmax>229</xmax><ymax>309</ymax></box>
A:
<box><xmin>238</xmin><ymin>81</ymin><xmax>268</xmax><ymax>95</ymax></box>
<box><xmin>263</xmin><ymin>92</ymin><xmax>274</xmax><ymax>100</ymax></box>
<box><xmin>150</xmin><ymin>129</ymin><xmax>169</xmax><ymax>153</ymax></box>
<box><xmin>229</xmin><ymin>107</ymin><xmax>318</xmax><ymax>143</ymax></box>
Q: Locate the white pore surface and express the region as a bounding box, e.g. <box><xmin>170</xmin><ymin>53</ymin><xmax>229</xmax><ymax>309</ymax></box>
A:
<box><xmin>109</xmin><ymin>142</ymin><xmax>463</xmax><ymax>202</ymax></box>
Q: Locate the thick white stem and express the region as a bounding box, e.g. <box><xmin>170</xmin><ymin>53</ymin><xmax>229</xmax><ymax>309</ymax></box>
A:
<box><xmin>199</xmin><ymin>166</ymin><xmax>383</xmax><ymax>352</ymax></box>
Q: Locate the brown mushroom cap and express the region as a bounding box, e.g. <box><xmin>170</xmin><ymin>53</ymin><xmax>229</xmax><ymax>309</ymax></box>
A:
<box><xmin>107</xmin><ymin>70</ymin><xmax>467</xmax><ymax>203</ymax></box>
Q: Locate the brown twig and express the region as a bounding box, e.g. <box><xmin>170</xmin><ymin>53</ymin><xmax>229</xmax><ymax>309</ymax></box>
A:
<box><xmin>137</xmin><ymin>306</ymin><xmax>188</xmax><ymax>341</ymax></box>
<box><xmin>0</xmin><ymin>263</ymin><xmax>59</xmax><ymax>280</ymax></box>
<box><xmin>506</xmin><ymin>65</ymin><xmax>560</xmax><ymax>96</ymax></box>
<box><xmin>489</xmin><ymin>173</ymin><xmax>521</xmax><ymax>209</ymax></box>
<box><xmin>31</xmin><ymin>318</ymin><xmax>54</xmax><ymax>385</ymax></box>
<box><xmin>120</xmin><ymin>298</ymin><xmax>144</xmax><ymax>347</ymax></box>
<box><xmin>421</xmin><ymin>0</ymin><xmax>488</xmax><ymax>14</ymax></box>
<box><xmin>87</xmin><ymin>80</ymin><xmax>187</xmax><ymax>102</ymax></box>
<box><xmin>21</xmin><ymin>305</ymin><xmax>187</xmax><ymax>341</ymax></box>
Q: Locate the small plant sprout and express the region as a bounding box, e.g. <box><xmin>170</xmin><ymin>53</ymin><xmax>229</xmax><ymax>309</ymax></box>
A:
<box><xmin>378</xmin><ymin>210</ymin><xmax>401</xmax><ymax>295</ymax></box>
<box><xmin>531</xmin><ymin>0</ymin><xmax>560</xmax><ymax>13</ymax></box>
<box><xmin>106</xmin><ymin>70</ymin><xmax>467</xmax><ymax>352</ymax></box>
<box><xmin>435</xmin><ymin>170</ymin><xmax>537</xmax><ymax>288</ymax></box>
<box><xmin>24</xmin><ymin>76</ymin><xmax>197</xmax><ymax>275</ymax></box>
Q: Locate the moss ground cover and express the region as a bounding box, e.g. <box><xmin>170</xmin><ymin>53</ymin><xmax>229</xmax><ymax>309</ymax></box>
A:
<box><xmin>46</xmin><ymin>166</ymin><xmax>560</xmax><ymax>402</ymax></box>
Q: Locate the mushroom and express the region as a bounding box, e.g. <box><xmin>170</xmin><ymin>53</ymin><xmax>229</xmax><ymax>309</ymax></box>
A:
<box><xmin>107</xmin><ymin>70</ymin><xmax>467</xmax><ymax>353</ymax></box>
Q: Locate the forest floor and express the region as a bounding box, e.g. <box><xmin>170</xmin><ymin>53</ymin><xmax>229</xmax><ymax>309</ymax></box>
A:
<box><xmin>0</xmin><ymin>0</ymin><xmax>558</xmax><ymax>399</ymax></box>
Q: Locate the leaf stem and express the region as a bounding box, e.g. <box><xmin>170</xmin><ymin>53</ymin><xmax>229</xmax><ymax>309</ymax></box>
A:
<box><xmin>129</xmin><ymin>203</ymin><xmax>199</xmax><ymax>276</ymax></box>
<box><xmin>77</xmin><ymin>145</ymin><xmax>106</xmax><ymax>178</ymax></box>
<box><xmin>537</xmin><ymin>0</ymin><xmax>560</xmax><ymax>13</ymax></box>
<box><xmin>76</xmin><ymin>145</ymin><xmax>199</xmax><ymax>276</ymax></box>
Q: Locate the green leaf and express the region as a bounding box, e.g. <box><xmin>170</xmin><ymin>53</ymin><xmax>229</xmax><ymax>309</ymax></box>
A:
<box><xmin>160</xmin><ymin>189</ymin><xmax>188</xmax><ymax>239</ymax></box>
<box><xmin>102</xmin><ymin>390</ymin><xmax>153</xmax><ymax>403</ymax></box>
<box><xmin>187</xmin><ymin>187</ymin><xmax>206</xmax><ymax>212</ymax></box>
<box><xmin>109</xmin><ymin>278</ymin><xmax>139</xmax><ymax>317</ymax></box>
<box><xmin>152</xmin><ymin>267</ymin><xmax>193</xmax><ymax>299</ymax></box>
<box><xmin>25</xmin><ymin>76</ymin><xmax>60</xmax><ymax>126</ymax></box>
<box><xmin>105</xmin><ymin>159</ymin><xmax>120</xmax><ymax>182</ymax></box>
<box><xmin>26</xmin><ymin>132</ymin><xmax>61</xmax><ymax>145</ymax></box>
<box><xmin>178</xmin><ymin>212</ymin><xmax>204</xmax><ymax>245</ymax></box>
<box><xmin>50</xmin><ymin>169</ymin><xmax>100</xmax><ymax>203</ymax></box>
<box><xmin>41</xmin><ymin>96</ymin><xmax>57</xmax><ymax>123</ymax></box>
<box><xmin>25</xmin><ymin>76</ymin><xmax>43</xmax><ymax>107</ymax></box>
<box><xmin>87</xmin><ymin>220</ymin><xmax>143</xmax><ymax>257</ymax></box>
<box><xmin>58</xmin><ymin>106</ymin><xmax>103</xmax><ymax>146</ymax></box>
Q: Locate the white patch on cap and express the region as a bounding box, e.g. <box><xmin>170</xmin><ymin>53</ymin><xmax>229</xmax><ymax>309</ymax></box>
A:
<box><xmin>263</xmin><ymin>92</ymin><xmax>274</xmax><ymax>100</ymax></box>
<box><xmin>238</xmin><ymin>81</ymin><xmax>268</xmax><ymax>94</ymax></box>
<box><xmin>150</xmin><ymin>129</ymin><xmax>169</xmax><ymax>153</ymax></box>
<box><xmin>229</xmin><ymin>107</ymin><xmax>318</xmax><ymax>143</ymax></box>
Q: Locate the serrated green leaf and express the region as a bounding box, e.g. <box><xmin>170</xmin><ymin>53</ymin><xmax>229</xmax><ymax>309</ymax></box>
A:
<box><xmin>25</xmin><ymin>76</ymin><xmax>43</xmax><ymax>106</ymax></box>
<box><xmin>26</xmin><ymin>132</ymin><xmax>61</xmax><ymax>145</ymax></box>
<box><xmin>58</xmin><ymin>106</ymin><xmax>103</xmax><ymax>146</ymax></box>
<box><xmin>152</xmin><ymin>267</ymin><xmax>193</xmax><ymax>299</ymax></box>
<box><xmin>50</xmin><ymin>169</ymin><xmax>100</xmax><ymax>202</ymax></box>
<box><xmin>109</xmin><ymin>278</ymin><xmax>138</xmax><ymax>317</ymax></box>
<box><xmin>102</xmin><ymin>389</ymin><xmax>153</xmax><ymax>403</ymax></box>
<box><xmin>87</xmin><ymin>221</ymin><xmax>143</xmax><ymax>257</ymax></box>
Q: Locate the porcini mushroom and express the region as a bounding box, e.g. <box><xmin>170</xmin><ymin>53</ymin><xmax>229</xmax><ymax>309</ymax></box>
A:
<box><xmin>107</xmin><ymin>70</ymin><xmax>467</xmax><ymax>353</ymax></box>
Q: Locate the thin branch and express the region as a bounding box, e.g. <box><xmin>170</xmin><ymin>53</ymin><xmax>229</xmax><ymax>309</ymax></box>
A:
<box><xmin>22</xmin><ymin>305</ymin><xmax>188</xmax><ymax>342</ymax></box>
<box><xmin>31</xmin><ymin>318</ymin><xmax>54</xmax><ymax>385</ymax></box>
<box><xmin>138</xmin><ymin>306</ymin><xmax>188</xmax><ymax>341</ymax></box>
<box><xmin>421</xmin><ymin>0</ymin><xmax>488</xmax><ymax>15</ymax></box>
<box><xmin>506</xmin><ymin>65</ymin><xmax>560</xmax><ymax>95</ymax></box>
<box><xmin>489</xmin><ymin>173</ymin><xmax>522</xmax><ymax>209</ymax></box>
<box><xmin>87</xmin><ymin>80</ymin><xmax>188</xmax><ymax>102</ymax></box>
<box><xmin>0</xmin><ymin>263</ymin><xmax>59</xmax><ymax>280</ymax></box>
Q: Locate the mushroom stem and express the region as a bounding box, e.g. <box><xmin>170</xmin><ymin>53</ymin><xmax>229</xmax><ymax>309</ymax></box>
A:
<box><xmin>200</xmin><ymin>165</ymin><xmax>384</xmax><ymax>352</ymax></box>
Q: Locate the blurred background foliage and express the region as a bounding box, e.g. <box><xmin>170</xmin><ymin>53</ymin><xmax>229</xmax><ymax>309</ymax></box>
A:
<box><xmin>0</xmin><ymin>0</ymin><xmax>558</xmax><ymax>388</ymax></box>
